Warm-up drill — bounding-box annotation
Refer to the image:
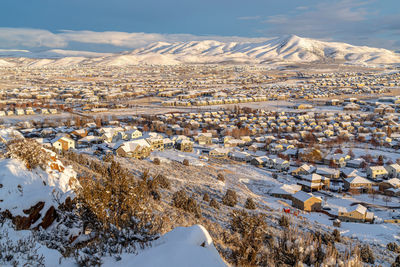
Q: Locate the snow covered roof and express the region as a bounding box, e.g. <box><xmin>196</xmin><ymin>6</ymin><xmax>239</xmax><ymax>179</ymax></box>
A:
<box><xmin>292</xmin><ymin>190</ymin><xmax>321</xmax><ymax>202</ymax></box>
<box><xmin>339</xmin><ymin>204</ymin><xmax>367</xmax><ymax>214</ymax></box>
<box><xmin>387</xmin><ymin>178</ymin><xmax>400</xmax><ymax>187</ymax></box>
<box><xmin>346</xmin><ymin>176</ymin><xmax>372</xmax><ymax>185</ymax></box>
<box><xmin>270</xmin><ymin>184</ymin><xmax>301</xmax><ymax>195</ymax></box>
<box><xmin>301</xmin><ymin>173</ymin><xmax>323</xmax><ymax>182</ymax></box>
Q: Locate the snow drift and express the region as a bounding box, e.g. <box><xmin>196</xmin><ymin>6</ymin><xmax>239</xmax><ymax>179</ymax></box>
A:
<box><xmin>107</xmin><ymin>224</ymin><xmax>227</xmax><ymax>267</ymax></box>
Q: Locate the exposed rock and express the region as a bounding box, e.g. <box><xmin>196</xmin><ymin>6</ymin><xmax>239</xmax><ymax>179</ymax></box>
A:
<box><xmin>13</xmin><ymin>201</ymin><xmax>45</xmax><ymax>230</ymax></box>
<box><xmin>36</xmin><ymin>205</ymin><xmax>58</xmax><ymax>230</ymax></box>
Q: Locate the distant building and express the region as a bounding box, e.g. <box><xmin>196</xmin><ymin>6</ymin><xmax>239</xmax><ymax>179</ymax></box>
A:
<box><xmin>291</xmin><ymin>191</ymin><xmax>322</xmax><ymax>212</ymax></box>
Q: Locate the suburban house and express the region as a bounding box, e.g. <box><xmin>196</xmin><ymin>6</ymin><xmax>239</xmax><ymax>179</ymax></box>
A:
<box><xmin>385</xmin><ymin>163</ymin><xmax>400</xmax><ymax>178</ymax></box>
<box><xmin>346</xmin><ymin>158</ymin><xmax>365</xmax><ymax>168</ymax></box>
<box><xmin>52</xmin><ymin>136</ymin><xmax>75</xmax><ymax>151</ymax></box>
<box><xmin>146</xmin><ymin>136</ymin><xmax>164</xmax><ymax>151</ymax></box>
<box><xmin>116</xmin><ymin>139</ymin><xmax>151</xmax><ymax>159</ymax></box>
<box><xmin>316</xmin><ymin>167</ymin><xmax>340</xmax><ymax>179</ymax></box>
<box><xmin>209</xmin><ymin>148</ymin><xmax>230</xmax><ymax>159</ymax></box>
<box><xmin>228</xmin><ymin>151</ymin><xmax>252</xmax><ymax>162</ymax></box>
<box><xmin>379</xmin><ymin>178</ymin><xmax>400</xmax><ymax>196</ymax></box>
<box><xmin>291</xmin><ymin>164</ymin><xmax>316</xmax><ymax>176</ymax></box>
<box><xmin>71</xmin><ymin>129</ymin><xmax>88</xmax><ymax>139</ymax></box>
<box><xmin>338</xmin><ymin>204</ymin><xmax>374</xmax><ymax>223</ymax></box>
<box><xmin>323</xmin><ymin>153</ymin><xmax>350</xmax><ymax>167</ymax></box>
<box><xmin>195</xmin><ymin>132</ymin><xmax>212</xmax><ymax>145</ymax></box>
<box><xmin>125</xmin><ymin>129</ymin><xmax>142</xmax><ymax>140</ymax></box>
<box><xmin>291</xmin><ymin>191</ymin><xmax>322</xmax><ymax>212</ymax></box>
<box><xmin>250</xmin><ymin>156</ymin><xmax>269</xmax><ymax>167</ymax></box>
<box><xmin>175</xmin><ymin>139</ymin><xmax>194</xmax><ymax>152</ymax></box>
<box><xmin>297</xmin><ymin>173</ymin><xmax>330</xmax><ymax>192</ymax></box>
<box><xmin>343</xmin><ymin>176</ymin><xmax>374</xmax><ymax>193</ymax></box>
<box><xmin>270</xmin><ymin>184</ymin><xmax>301</xmax><ymax>200</ymax></box>
<box><xmin>366</xmin><ymin>166</ymin><xmax>388</xmax><ymax>180</ymax></box>
<box><xmin>270</xmin><ymin>158</ymin><xmax>290</xmax><ymax>172</ymax></box>
<box><xmin>163</xmin><ymin>138</ymin><xmax>175</xmax><ymax>149</ymax></box>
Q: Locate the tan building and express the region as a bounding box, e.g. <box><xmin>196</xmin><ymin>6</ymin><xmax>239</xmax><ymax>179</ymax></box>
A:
<box><xmin>338</xmin><ymin>204</ymin><xmax>374</xmax><ymax>223</ymax></box>
<box><xmin>291</xmin><ymin>191</ymin><xmax>322</xmax><ymax>212</ymax></box>
<box><xmin>209</xmin><ymin>148</ymin><xmax>229</xmax><ymax>159</ymax></box>
<box><xmin>176</xmin><ymin>139</ymin><xmax>193</xmax><ymax>152</ymax></box>
<box><xmin>116</xmin><ymin>140</ymin><xmax>151</xmax><ymax>159</ymax></box>
<box><xmin>52</xmin><ymin>136</ymin><xmax>75</xmax><ymax>151</ymax></box>
<box><xmin>343</xmin><ymin>176</ymin><xmax>373</xmax><ymax>193</ymax></box>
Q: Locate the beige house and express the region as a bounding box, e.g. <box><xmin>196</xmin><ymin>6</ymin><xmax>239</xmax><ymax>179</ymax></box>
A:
<box><xmin>52</xmin><ymin>136</ymin><xmax>75</xmax><ymax>151</ymax></box>
<box><xmin>343</xmin><ymin>176</ymin><xmax>373</xmax><ymax>193</ymax></box>
<box><xmin>209</xmin><ymin>148</ymin><xmax>229</xmax><ymax>159</ymax></box>
<box><xmin>291</xmin><ymin>191</ymin><xmax>322</xmax><ymax>212</ymax></box>
<box><xmin>338</xmin><ymin>204</ymin><xmax>374</xmax><ymax>223</ymax></box>
<box><xmin>116</xmin><ymin>140</ymin><xmax>151</xmax><ymax>159</ymax></box>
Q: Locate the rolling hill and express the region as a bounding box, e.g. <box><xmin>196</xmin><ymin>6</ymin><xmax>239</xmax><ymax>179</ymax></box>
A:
<box><xmin>1</xmin><ymin>35</ymin><xmax>400</xmax><ymax>67</ymax></box>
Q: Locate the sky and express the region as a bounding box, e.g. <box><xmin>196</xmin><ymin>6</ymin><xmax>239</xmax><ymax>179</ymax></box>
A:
<box><xmin>0</xmin><ymin>0</ymin><xmax>399</xmax><ymax>52</ymax></box>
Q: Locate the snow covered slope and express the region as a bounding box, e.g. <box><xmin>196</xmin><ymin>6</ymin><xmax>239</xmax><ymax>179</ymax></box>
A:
<box><xmin>0</xmin><ymin>156</ymin><xmax>78</xmax><ymax>229</ymax></box>
<box><xmin>123</xmin><ymin>35</ymin><xmax>400</xmax><ymax>65</ymax></box>
<box><xmin>104</xmin><ymin>224</ymin><xmax>227</xmax><ymax>267</ymax></box>
<box><xmin>1</xmin><ymin>35</ymin><xmax>399</xmax><ymax>66</ymax></box>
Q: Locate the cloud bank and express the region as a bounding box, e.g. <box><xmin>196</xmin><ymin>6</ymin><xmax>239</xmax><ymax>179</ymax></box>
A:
<box><xmin>0</xmin><ymin>28</ymin><xmax>271</xmax><ymax>52</ymax></box>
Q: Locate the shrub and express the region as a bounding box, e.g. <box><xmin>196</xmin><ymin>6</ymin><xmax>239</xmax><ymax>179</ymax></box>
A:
<box><xmin>152</xmin><ymin>174</ymin><xmax>170</xmax><ymax>189</ymax></box>
<box><xmin>360</xmin><ymin>244</ymin><xmax>375</xmax><ymax>264</ymax></box>
<box><xmin>209</xmin><ymin>198</ymin><xmax>220</xmax><ymax>209</ymax></box>
<box><xmin>244</xmin><ymin>197</ymin><xmax>256</xmax><ymax>210</ymax></box>
<box><xmin>229</xmin><ymin>210</ymin><xmax>268</xmax><ymax>266</ymax></box>
<box><xmin>7</xmin><ymin>139</ymin><xmax>49</xmax><ymax>170</ymax></box>
<box><xmin>203</xmin><ymin>193</ymin><xmax>210</xmax><ymax>202</ymax></box>
<box><xmin>153</xmin><ymin>157</ymin><xmax>160</xmax><ymax>165</ymax></box>
<box><xmin>172</xmin><ymin>190</ymin><xmax>201</xmax><ymax>218</ymax></box>
<box><xmin>388</xmin><ymin>242</ymin><xmax>400</xmax><ymax>253</ymax></box>
<box><xmin>217</xmin><ymin>173</ymin><xmax>225</xmax><ymax>182</ymax></box>
<box><xmin>76</xmin><ymin>160</ymin><xmax>160</xmax><ymax>237</ymax></box>
<box><xmin>279</xmin><ymin>215</ymin><xmax>290</xmax><ymax>228</ymax></box>
<box><xmin>222</xmin><ymin>189</ymin><xmax>238</xmax><ymax>207</ymax></box>
<box><xmin>392</xmin><ymin>255</ymin><xmax>400</xmax><ymax>267</ymax></box>
<box><xmin>332</xmin><ymin>229</ymin><xmax>341</xmax><ymax>242</ymax></box>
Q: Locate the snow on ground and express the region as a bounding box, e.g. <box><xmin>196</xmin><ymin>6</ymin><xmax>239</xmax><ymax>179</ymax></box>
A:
<box><xmin>150</xmin><ymin>149</ymin><xmax>205</xmax><ymax>166</ymax></box>
<box><xmin>219</xmin><ymin>160</ymin><xmax>400</xmax><ymax>245</ymax></box>
<box><xmin>1</xmin><ymin>222</ymin><xmax>226</xmax><ymax>267</ymax></box>
<box><xmin>304</xmin><ymin>211</ymin><xmax>400</xmax><ymax>245</ymax></box>
<box><xmin>104</xmin><ymin>225</ymin><xmax>227</xmax><ymax>267</ymax></box>
<box><xmin>0</xmin><ymin>157</ymin><xmax>77</xmax><ymax>219</ymax></box>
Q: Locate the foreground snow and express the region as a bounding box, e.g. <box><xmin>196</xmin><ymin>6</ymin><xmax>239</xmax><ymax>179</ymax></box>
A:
<box><xmin>1</xmin><ymin>223</ymin><xmax>227</xmax><ymax>267</ymax></box>
<box><xmin>0</xmin><ymin>157</ymin><xmax>77</xmax><ymax>218</ymax></box>
<box><xmin>105</xmin><ymin>225</ymin><xmax>227</xmax><ymax>267</ymax></box>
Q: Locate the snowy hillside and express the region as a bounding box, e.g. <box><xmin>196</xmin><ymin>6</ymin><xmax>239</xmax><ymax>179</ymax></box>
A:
<box><xmin>0</xmin><ymin>152</ymin><xmax>78</xmax><ymax>229</ymax></box>
<box><xmin>1</xmin><ymin>35</ymin><xmax>400</xmax><ymax>67</ymax></box>
<box><xmin>0</xmin><ymin>222</ymin><xmax>227</xmax><ymax>267</ymax></box>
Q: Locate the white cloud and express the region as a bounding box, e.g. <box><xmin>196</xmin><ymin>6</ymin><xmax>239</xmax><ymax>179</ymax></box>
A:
<box><xmin>237</xmin><ymin>16</ymin><xmax>261</xmax><ymax>21</ymax></box>
<box><xmin>0</xmin><ymin>28</ymin><xmax>271</xmax><ymax>52</ymax></box>
<box><xmin>0</xmin><ymin>28</ymin><xmax>67</xmax><ymax>48</ymax></box>
<box><xmin>260</xmin><ymin>0</ymin><xmax>400</xmax><ymax>49</ymax></box>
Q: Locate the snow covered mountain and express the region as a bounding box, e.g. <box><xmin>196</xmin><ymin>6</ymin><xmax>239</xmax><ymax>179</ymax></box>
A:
<box><xmin>1</xmin><ymin>35</ymin><xmax>400</xmax><ymax>66</ymax></box>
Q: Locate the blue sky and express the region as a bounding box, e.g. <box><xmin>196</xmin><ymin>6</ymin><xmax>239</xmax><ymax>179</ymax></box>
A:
<box><xmin>0</xmin><ymin>0</ymin><xmax>399</xmax><ymax>52</ymax></box>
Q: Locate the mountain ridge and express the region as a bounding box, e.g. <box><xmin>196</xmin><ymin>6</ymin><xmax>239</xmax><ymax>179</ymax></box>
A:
<box><xmin>1</xmin><ymin>35</ymin><xmax>400</xmax><ymax>67</ymax></box>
